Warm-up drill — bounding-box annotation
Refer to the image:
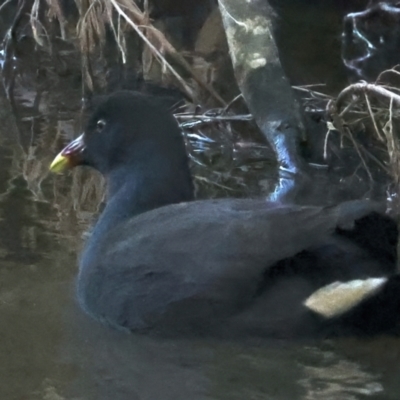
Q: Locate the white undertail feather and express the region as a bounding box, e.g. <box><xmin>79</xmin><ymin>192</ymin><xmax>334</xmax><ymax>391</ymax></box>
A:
<box><xmin>304</xmin><ymin>278</ymin><xmax>387</xmax><ymax>318</ymax></box>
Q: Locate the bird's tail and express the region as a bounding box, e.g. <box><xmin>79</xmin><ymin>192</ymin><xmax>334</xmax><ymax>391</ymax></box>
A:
<box><xmin>305</xmin><ymin>275</ymin><xmax>400</xmax><ymax>336</ymax></box>
<box><xmin>334</xmin><ymin>200</ymin><xmax>386</xmax><ymax>230</ymax></box>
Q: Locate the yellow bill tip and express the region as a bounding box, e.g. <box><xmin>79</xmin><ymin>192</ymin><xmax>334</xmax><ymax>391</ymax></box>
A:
<box><xmin>49</xmin><ymin>134</ymin><xmax>85</xmax><ymax>173</ymax></box>
<box><xmin>49</xmin><ymin>152</ymin><xmax>70</xmax><ymax>173</ymax></box>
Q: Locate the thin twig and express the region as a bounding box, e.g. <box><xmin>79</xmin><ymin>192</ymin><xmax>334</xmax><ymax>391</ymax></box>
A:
<box><xmin>339</xmin><ymin>98</ymin><xmax>358</xmax><ymax>117</ymax></box>
<box><xmin>110</xmin><ymin>0</ymin><xmax>195</xmax><ymax>101</ymax></box>
<box><xmin>0</xmin><ymin>0</ymin><xmax>13</xmax><ymax>14</ymax></box>
<box><xmin>222</xmin><ymin>94</ymin><xmax>243</xmax><ymax>114</ymax></box>
<box><xmin>175</xmin><ymin>114</ymin><xmax>253</xmax><ymax>122</ymax></box>
<box><xmin>336</xmin><ymin>82</ymin><xmax>400</xmax><ymax>111</ymax></box>
<box><xmin>194</xmin><ymin>176</ymin><xmax>235</xmax><ymax>191</ymax></box>
<box><xmin>364</xmin><ymin>93</ymin><xmax>385</xmax><ymax>142</ymax></box>
<box><xmin>111</xmin><ymin>0</ymin><xmax>226</xmax><ymax>105</ymax></box>
<box><xmin>292</xmin><ymin>85</ymin><xmax>332</xmax><ymax>99</ymax></box>
<box><xmin>323</xmin><ymin>127</ymin><xmax>332</xmax><ymax>160</ymax></box>
<box><xmin>376</xmin><ymin>66</ymin><xmax>400</xmax><ymax>83</ymax></box>
<box><xmin>361</xmin><ymin>146</ymin><xmax>390</xmax><ymax>174</ymax></box>
<box><xmin>346</xmin><ymin>126</ymin><xmax>374</xmax><ymax>181</ymax></box>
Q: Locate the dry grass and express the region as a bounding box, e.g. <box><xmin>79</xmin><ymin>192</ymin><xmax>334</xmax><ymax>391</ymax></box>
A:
<box><xmin>29</xmin><ymin>0</ymin><xmax>225</xmax><ymax>105</ymax></box>
<box><xmin>20</xmin><ymin>1</ymin><xmax>400</xmax><ymax>206</ymax></box>
<box><xmin>326</xmin><ymin>79</ymin><xmax>400</xmax><ymax>185</ymax></box>
<box><xmin>295</xmin><ymin>73</ymin><xmax>400</xmax><ymax>188</ymax></box>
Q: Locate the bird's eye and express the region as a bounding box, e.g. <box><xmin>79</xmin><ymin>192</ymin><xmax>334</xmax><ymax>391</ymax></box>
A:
<box><xmin>96</xmin><ymin>119</ymin><xmax>106</xmax><ymax>131</ymax></box>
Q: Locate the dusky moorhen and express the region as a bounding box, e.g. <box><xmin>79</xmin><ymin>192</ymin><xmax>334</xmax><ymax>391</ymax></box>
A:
<box><xmin>50</xmin><ymin>91</ymin><xmax>400</xmax><ymax>339</ymax></box>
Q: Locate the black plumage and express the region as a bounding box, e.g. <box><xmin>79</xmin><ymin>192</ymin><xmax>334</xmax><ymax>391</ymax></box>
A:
<box><xmin>50</xmin><ymin>91</ymin><xmax>400</xmax><ymax>339</ymax></box>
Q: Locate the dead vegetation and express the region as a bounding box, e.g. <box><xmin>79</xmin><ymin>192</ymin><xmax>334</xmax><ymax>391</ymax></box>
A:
<box><xmin>2</xmin><ymin>0</ymin><xmax>400</xmax><ymax>207</ymax></box>
<box><xmin>294</xmin><ymin>70</ymin><xmax>400</xmax><ymax>196</ymax></box>
<box><xmin>28</xmin><ymin>0</ymin><xmax>225</xmax><ymax>105</ymax></box>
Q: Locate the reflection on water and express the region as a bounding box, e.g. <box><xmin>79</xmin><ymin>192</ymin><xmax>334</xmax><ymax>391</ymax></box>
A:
<box><xmin>299</xmin><ymin>348</ymin><xmax>383</xmax><ymax>400</ymax></box>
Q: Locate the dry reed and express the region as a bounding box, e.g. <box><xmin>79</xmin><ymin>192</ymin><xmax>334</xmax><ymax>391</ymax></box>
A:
<box><xmin>29</xmin><ymin>0</ymin><xmax>225</xmax><ymax>104</ymax></box>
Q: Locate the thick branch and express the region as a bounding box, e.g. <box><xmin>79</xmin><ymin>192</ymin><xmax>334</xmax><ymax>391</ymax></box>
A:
<box><xmin>218</xmin><ymin>0</ymin><xmax>308</xmax><ymax>201</ymax></box>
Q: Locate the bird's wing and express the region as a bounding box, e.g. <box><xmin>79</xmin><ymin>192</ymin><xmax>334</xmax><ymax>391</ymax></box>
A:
<box><xmin>99</xmin><ymin>199</ymin><xmax>383</xmax><ymax>311</ymax></box>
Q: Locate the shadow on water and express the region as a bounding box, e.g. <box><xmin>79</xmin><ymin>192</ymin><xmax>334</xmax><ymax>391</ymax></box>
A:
<box><xmin>1</xmin><ymin>2</ymin><xmax>400</xmax><ymax>399</ymax></box>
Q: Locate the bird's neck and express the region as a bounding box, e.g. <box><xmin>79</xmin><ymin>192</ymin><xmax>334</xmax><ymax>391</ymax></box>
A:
<box><xmin>87</xmin><ymin>152</ymin><xmax>194</xmax><ymax>248</ymax></box>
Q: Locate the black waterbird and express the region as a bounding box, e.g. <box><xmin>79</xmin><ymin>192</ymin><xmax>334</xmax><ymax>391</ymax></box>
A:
<box><xmin>50</xmin><ymin>91</ymin><xmax>400</xmax><ymax>339</ymax></box>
